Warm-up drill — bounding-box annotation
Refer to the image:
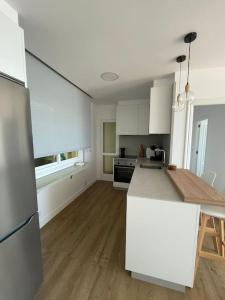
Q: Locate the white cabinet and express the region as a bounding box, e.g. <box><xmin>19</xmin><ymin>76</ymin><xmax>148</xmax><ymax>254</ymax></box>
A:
<box><xmin>116</xmin><ymin>100</ymin><xmax>149</xmax><ymax>135</ymax></box>
<box><xmin>117</xmin><ymin>103</ymin><xmax>139</xmax><ymax>135</ymax></box>
<box><xmin>149</xmin><ymin>86</ymin><xmax>172</xmax><ymax>134</ymax></box>
<box><xmin>0</xmin><ymin>11</ymin><xmax>26</xmax><ymax>82</ymax></box>
<box><xmin>138</xmin><ymin>103</ymin><xmax>149</xmax><ymax>134</ymax></box>
<box><xmin>126</xmin><ymin>194</ymin><xmax>200</xmax><ymax>289</ymax></box>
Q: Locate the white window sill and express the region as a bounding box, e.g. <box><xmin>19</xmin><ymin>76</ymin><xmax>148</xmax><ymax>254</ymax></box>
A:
<box><xmin>36</xmin><ymin>163</ymin><xmax>88</xmax><ymax>193</ymax></box>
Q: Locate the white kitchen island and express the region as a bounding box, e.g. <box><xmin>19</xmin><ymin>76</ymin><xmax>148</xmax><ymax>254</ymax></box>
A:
<box><xmin>125</xmin><ymin>162</ymin><xmax>200</xmax><ymax>292</ymax></box>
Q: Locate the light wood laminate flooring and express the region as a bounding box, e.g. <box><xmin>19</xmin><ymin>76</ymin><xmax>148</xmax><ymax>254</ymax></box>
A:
<box><xmin>36</xmin><ymin>181</ymin><xmax>225</xmax><ymax>300</ymax></box>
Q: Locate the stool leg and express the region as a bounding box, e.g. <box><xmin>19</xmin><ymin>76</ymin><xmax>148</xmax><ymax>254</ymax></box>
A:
<box><xmin>211</xmin><ymin>217</ymin><xmax>220</xmax><ymax>254</ymax></box>
<box><xmin>200</xmin><ymin>212</ymin><xmax>203</xmax><ymax>226</ymax></box>
<box><xmin>195</xmin><ymin>214</ymin><xmax>210</xmax><ymax>277</ymax></box>
<box><xmin>220</xmin><ymin>220</ymin><xmax>225</xmax><ymax>257</ymax></box>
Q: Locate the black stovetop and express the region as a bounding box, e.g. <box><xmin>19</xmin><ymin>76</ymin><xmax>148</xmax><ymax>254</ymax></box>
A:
<box><xmin>118</xmin><ymin>155</ymin><xmax>137</xmax><ymax>159</ymax></box>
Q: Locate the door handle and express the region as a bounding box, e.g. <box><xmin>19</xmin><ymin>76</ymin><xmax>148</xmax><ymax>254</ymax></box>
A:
<box><xmin>0</xmin><ymin>214</ymin><xmax>35</xmax><ymax>243</ymax></box>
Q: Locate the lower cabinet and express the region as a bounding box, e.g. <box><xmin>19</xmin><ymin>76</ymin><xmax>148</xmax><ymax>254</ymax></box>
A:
<box><xmin>126</xmin><ymin>195</ymin><xmax>200</xmax><ymax>288</ymax></box>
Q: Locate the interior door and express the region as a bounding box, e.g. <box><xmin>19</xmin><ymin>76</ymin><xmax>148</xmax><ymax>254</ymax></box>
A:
<box><xmin>0</xmin><ymin>75</ymin><xmax>37</xmax><ymax>238</ymax></box>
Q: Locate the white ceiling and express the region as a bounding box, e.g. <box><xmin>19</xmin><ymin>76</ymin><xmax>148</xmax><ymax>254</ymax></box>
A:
<box><xmin>6</xmin><ymin>0</ymin><xmax>225</xmax><ymax>102</ymax></box>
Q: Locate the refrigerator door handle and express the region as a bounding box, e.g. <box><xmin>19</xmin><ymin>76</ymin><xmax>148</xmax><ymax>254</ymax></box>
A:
<box><xmin>0</xmin><ymin>214</ymin><xmax>36</xmax><ymax>243</ymax></box>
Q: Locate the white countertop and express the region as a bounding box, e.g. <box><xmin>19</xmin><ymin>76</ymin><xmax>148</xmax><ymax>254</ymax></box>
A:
<box><xmin>127</xmin><ymin>159</ymin><xmax>182</xmax><ymax>202</ymax></box>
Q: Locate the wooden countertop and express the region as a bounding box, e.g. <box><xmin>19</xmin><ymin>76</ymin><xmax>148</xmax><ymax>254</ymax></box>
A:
<box><xmin>166</xmin><ymin>169</ymin><xmax>225</xmax><ymax>206</ymax></box>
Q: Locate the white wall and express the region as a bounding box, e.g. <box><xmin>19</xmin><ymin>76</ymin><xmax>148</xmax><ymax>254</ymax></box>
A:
<box><xmin>170</xmin><ymin>67</ymin><xmax>225</xmax><ymax>167</ymax></box>
<box><xmin>95</xmin><ymin>104</ymin><xmax>117</xmax><ymax>180</ymax></box>
<box><xmin>153</xmin><ymin>75</ymin><xmax>174</xmax><ymax>88</ymax></box>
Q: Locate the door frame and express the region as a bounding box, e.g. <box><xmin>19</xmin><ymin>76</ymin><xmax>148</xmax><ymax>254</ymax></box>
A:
<box><xmin>194</xmin><ymin>119</ymin><xmax>208</xmax><ymax>176</ymax></box>
<box><xmin>100</xmin><ymin>119</ymin><xmax>117</xmax><ymax>181</ymax></box>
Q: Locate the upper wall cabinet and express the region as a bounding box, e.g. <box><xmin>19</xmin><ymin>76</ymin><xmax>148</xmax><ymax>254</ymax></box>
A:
<box><xmin>149</xmin><ymin>86</ymin><xmax>172</xmax><ymax>134</ymax></box>
<box><xmin>116</xmin><ymin>100</ymin><xmax>149</xmax><ymax>135</ymax></box>
<box><xmin>0</xmin><ymin>11</ymin><xmax>26</xmax><ymax>82</ymax></box>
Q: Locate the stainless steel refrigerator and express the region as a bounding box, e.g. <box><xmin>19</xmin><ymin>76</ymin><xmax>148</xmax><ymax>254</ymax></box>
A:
<box><xmin>0</xmin><ymin>74</ymin><xmax>43</xmax><ymax>300</ymax></box>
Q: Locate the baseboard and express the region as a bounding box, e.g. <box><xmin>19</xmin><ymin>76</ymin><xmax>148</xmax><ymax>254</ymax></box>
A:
<box><xmin>113</xmin><ymin>181</ymin><xmax>129</xmax><ymax>189</ymax></box>
<box><xmin>131</xmin><ymin>272</ymin><xmax>186</xmax><ymax>293</ymax></box>
<box><xmin>97</xmin><ymin>176</ymin><xmax>113</xmax><ymax>182</ymax></box>
<box><xmin>39</xmin><ymin>179</ymin><xmax>96</xmax><ymax>228</ymax></box>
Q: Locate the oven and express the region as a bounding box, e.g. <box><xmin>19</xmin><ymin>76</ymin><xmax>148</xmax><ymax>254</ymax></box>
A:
<box><xmin>113</xmin><ymin>157</ymin><xmax>136</xmax><ymax>189</ymax></box>
<box><xmin>114</xmin><ymin>165</ymin><xmax>135</xmax><ymax>183</ymax></box>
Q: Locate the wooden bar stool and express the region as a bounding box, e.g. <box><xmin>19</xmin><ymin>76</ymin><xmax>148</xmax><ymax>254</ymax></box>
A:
<box><xmin>195</xmin><ymin>205</ymin><xmax>225</xmax><ymax>275</ymax></box>
<box><xmin>199</xmin><ymin>171</ymin><xmax>217</xmax><ymax>236</ymax></box>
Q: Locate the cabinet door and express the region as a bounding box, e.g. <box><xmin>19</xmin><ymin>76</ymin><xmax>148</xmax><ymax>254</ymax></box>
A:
<box><xmin>116</xmin><ymin>104</ymin><xmax>139</xmax><ymax>135</ymax></box>
<box><xmin>138</xmin><ymin>103</ymin><xmax>150</xmax><ymax>135</ymax></box>
<box><xmin>149</xmin><ymin>87</ymin><xmax>172</xmax><ymax>134</ymax></box>
<box><xmin>0</xmin><ymin>11</ymin><xmax>26</xmax><ymax>82</ymax></box>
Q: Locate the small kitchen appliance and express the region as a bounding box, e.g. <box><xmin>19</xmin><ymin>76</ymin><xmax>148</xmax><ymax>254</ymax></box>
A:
<box><xmin>120</xmin><ymin>147</ymin><xmax>126</xmax><ymax>158</ymax></box>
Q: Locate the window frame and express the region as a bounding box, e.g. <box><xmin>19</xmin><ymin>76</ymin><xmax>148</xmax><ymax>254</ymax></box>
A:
<box><xmin>35</xmin><ymin>150</ymin><xmax>84</xmax><ymax>179</ymax></box>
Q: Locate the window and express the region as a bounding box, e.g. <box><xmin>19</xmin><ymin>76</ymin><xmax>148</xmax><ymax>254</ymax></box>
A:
<box><xmin>60</xmin><ymin>151</ymin><xmax>78</xmax><ymax>161</ymax></box>
<box><xmin>35</xmin><ymin>150</ymin><xmax>83</xmax><ymax>179</ymax></box>
<box><xmin>35</xmin><ymin>155</ymin><xmax>57</xmax><ymax>168</ymax></box>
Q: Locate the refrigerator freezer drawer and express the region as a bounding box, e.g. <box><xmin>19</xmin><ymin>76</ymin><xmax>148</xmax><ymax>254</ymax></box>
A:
<box><xmin>0</xmin><ymin>213</ymin><xmax>43</xmax><ymax>300</ymax></box>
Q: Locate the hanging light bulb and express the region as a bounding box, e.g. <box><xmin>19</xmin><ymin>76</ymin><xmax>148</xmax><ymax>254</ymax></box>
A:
<box><xmin>173</xmin><ymin>55</ymin><xmax>186</xmax><ymax>112</ymax></box>
<box><xmin>181</xmin><ymin>32</ymin><xmax>197</xmax><ymax>104</ymax></box>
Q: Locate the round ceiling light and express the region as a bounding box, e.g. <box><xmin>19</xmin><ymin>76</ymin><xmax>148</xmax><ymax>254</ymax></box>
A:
<box><xmin>100</xmin><ymin>72</ymin><xmax>119</xmax><ymax>81</ymax></box>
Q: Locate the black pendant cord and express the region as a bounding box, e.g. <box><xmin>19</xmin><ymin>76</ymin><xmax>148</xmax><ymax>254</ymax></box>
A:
<box><xmin>187</xmin><ymin>42</ymin><xmax>191</xmax><ymax>83</ymax></box>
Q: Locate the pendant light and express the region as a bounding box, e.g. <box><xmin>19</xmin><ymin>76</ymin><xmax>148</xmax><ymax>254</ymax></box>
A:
<box><xmin>182</xmin><ymin>32</ymin><xmax>197</xmax><ymax>104</ymax></box>
<box><xmin>173</xmin><ymin>55</ymin><xmax>186</xmax><ymax>112</ymax></box>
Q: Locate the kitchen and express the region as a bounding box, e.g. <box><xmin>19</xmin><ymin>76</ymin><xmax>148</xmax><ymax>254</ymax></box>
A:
<box><xmin>1</xmin><ymin>1</ymin><xmax>225</xmax><ymax>300</ymax></box>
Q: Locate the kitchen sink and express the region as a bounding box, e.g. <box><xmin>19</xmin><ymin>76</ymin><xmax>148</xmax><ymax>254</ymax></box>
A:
<box><xmin>140</xmin><ymin>164</ymin><xmax>162</xmax><ymax>169</ymax></box>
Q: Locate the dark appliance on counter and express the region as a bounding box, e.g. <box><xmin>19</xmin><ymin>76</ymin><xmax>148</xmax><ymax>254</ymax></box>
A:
<box><xmin>119</xmin><ymin>147</ymin><xmax>126</xmax><ymax>158</ymax></box>
<box><xmin>150</xmin><ymin>144</ymin><xmax>163</xmax><ymax>161</ymax></box>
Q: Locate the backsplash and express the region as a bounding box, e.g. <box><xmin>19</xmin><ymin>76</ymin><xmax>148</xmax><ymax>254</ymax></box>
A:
<box><xmin>119</xmin><ymin>135</ymin><xmax>170</xmax><ymax>157</ymax></box>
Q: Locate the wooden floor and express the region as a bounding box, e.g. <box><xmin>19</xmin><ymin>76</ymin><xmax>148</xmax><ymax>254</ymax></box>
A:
<box><xmin>36</xmin><ymin>181</ymin><xmax>225</xmax><ymax>300</ymax></box>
